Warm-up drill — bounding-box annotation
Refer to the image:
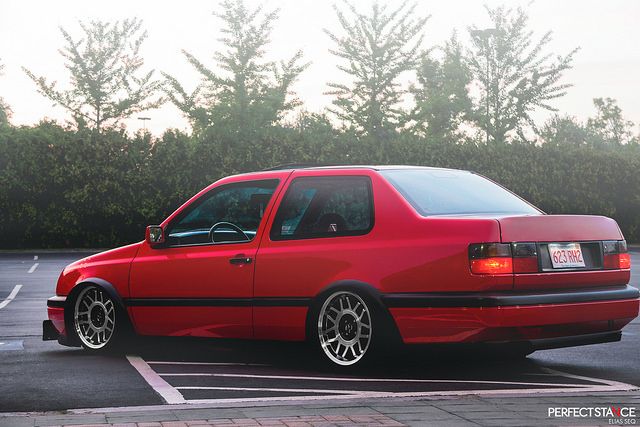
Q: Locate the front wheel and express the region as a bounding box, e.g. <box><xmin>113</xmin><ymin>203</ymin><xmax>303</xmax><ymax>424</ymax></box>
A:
<box><xmin>315</xmin><ymin>290</ymin><xmax>375</xmax><ymax>366</ymax></box>
<box><xmin>73</xmin><ymin>286</ymin><xmax>118</xmax><ymax>351</ymax></box>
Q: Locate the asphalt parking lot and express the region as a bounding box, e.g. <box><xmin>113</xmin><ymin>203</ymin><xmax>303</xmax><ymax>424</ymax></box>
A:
<box><xmin>0</xmin><ymin>250</ymin><xmax>638</xmax><ymax>425</ymax></box>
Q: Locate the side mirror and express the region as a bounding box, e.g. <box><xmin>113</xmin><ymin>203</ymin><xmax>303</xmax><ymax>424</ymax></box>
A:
<box><xmin>145</xmin><ymin>225</ymin><xmax>165</xmax><ymax>247</ymax></box>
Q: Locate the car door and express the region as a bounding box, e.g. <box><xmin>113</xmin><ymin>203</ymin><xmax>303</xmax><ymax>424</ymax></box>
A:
<box><xmin>253</xmin><ymin>172</ymin><xmax>377</xmax><ymax>341</ymax></box>
<box><xmin>129</xmin><ymin>177</ymin><xmax>283</xmax><ymax>338</ymax></box>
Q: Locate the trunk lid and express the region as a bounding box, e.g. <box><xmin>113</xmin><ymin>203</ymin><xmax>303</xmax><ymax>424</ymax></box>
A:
<box><xmin>498</xmin><ymin>215</ymin><xmax>622</xmax><ymax>242</ymax></box>
<box><xmin>497</xmin><ymin>215</ymin><xmax>629</xmax><ymax>291</ymax></box>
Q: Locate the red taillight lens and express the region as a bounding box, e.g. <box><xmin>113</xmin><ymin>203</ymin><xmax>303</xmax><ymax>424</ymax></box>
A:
<box><xmin>471</xmin><ymin>257</ymin><xmax>513</xmax><ymax>274</ymax></box>
<box><xmin>606</xmin><ymin>253</ymin><xmax>631</xmax><ymax>269</ymax></box>
<box><xmin>470</xmin><ymin>242</ymin><xmax>539</xmax><ymax>275</ymax></box>
<box><xmin>603</xmin><ymin>240</ymin><xmax>630</xmax><ymax>270</ymax></box>
<box><xmin>619</xmin><ymin>253</ymin><xmax>631</xmax><ymax>269</ymax></box>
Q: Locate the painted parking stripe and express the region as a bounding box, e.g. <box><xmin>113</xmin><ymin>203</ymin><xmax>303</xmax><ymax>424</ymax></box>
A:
<box><xmin>542</xmin><ymin>367</ymin><xmax>637</xmax><ymax>389</ymax></box>
<box><xmin>128</xmin><ymin>355</ymin><xmax>638</xmax><ymax>407</ymax></box>
<box><xmin>147</xmin><ymin>361</ymin><xmax>268</xmax><ymax>367</ymax></box>
<box><xmin>67</xmin><ymin>382</ymin><xmax>640</xmax><ymax>414</ymax></box>
<box><xmin>62</xmin><ymin>365</ymin><xmax>640</xmax><ymax>414</ymax></box>
<box><xmin>27</xmin><ymin>263</ymin><xmax>39</xmax><ymax>274</ymax></box>
<box><xmin>158</xmin><ymin>372</ymin><xmax>589</xmax><ymax>388</ymax></box>
<box><xmin>0</xmin><ymin>285</ymin><xmax>22</xmax><ymax>309</ymax></box>
<box><xmin>33</xmin><ymin>255</ymin><xmax>38</xmax><ymax>261</ymax></box>
<box><xmin>175</xmin><ymin>386</ymin><xmax>386</xmax><ymax>395</ymax></box>
<box><xmin>126</xmin><ymin>355</ymin><xmax>186</xmax><ymax>404</ymax></box>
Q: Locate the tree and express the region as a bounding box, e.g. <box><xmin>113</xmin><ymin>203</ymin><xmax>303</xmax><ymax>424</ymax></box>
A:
<box><xmin>23</xmin><ymin>19</ymin><xmax>162</xmax><ymax>133</ymax></box>
<box><xmin>0</xmin><ymin>60</ymin><xmax>10</xmax><ymax>125</ymax></box>
<box><xmin>540</xmin><ymin>115</ymin><xmax>588</xmax><ymax>146</ymax></box>
<box><xmin>586</xmin><ymin>97</ymin><xmax>635</xmax><ymax>146</ymax></box>
<box><xmin>164</xmin><ymin>0</ymin><xmax>308</xmax><ymax>134</ymax></box>
<box><xmin>467</xmin><ymin>6</ymin><xmax>578</xmax><ymax>143</ymax></box>
<box><xmin>325</xmin><ymin>1</ymin><xmax>428</xmax><ymax>139</ymax></box>
<box><xmin>407</xmin><ymin>33</ymin><xmax>472</xmax><ymax>142</ymax></box>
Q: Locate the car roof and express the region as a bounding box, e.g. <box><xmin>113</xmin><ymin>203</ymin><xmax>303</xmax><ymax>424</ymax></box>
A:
<box><xmin>259</xmin><ymin>164</ymin><xmax>465</xmax><ymax>173</ymax></box>
<box><xmin>217</xmin><ymin>164</ymin><xmax>471</xmax><ymax>184</ymax></box>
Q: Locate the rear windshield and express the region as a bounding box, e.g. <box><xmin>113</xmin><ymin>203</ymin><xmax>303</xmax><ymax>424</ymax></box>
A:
<box><xmin>381</xmin><ymin>169</ymin><xmax>540</xmax><ymax>216</ymax></box>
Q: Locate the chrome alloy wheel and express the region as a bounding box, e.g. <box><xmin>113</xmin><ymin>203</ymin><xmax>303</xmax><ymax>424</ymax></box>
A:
<box><xmin>74</xmin><ymin>286</ymin><xmax>116</xmax><ymax>349</ymax></box>
<box><xmin>317</xmin><ymin>291</ymin><xmax>372</xmax><ymax>366</ymax></box>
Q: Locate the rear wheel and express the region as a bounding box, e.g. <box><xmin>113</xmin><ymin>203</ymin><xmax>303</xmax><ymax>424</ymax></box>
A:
<box><xmin>73</xmin><ymin>286</ymin><xmax>118</xmax><ymax>351</ymax></box>
<box><xmin>315</xmin><ymin>290</ymin><xmax>374</xmax><ymax>366</ymax></box>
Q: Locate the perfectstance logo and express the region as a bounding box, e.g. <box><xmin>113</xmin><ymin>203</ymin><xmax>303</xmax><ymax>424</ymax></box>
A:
<box><xmin>548</xmin><ymin>406</ymin><xmax>637</xmax><ymax>424</ymax></box>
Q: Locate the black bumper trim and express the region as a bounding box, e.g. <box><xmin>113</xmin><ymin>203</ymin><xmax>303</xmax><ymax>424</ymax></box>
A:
<box><xmin>42</xmin><ymin>320</ymin><xmax>59</xmax><ymax>341</ymax></box>
<box><xmin>527</xmin><ymin>330</ymin><xmax>621</xmax><ymax>351</ymax></box>
<box><xmin>381</xmin><ymin>285</ymin><xmax>639</xmax><ymax>308</ymax></box>
<box><xmin>411</xmin><ymin>331</ymin><xmax>622</xmax><ymax>352</ymax></box>
<box><xmin>46</xmin><ymin>296</ymin><xmax>67</xmax><ymax>308</ymax></box>
<box><xmin>123</xmin><ymin>297</ymin><xmax>312</xmax><ymax>307</ymax></box>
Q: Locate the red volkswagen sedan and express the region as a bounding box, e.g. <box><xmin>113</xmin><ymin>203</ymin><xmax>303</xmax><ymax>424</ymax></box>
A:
<box><xmin>43</xmin><ymin>166</ymin><xmax>639</xmax><ymax>366</ymax></box>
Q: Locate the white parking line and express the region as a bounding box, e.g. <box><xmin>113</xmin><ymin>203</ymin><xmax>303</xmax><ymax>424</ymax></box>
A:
<box><xmin>127</xmin><ymin>355</ymin><xmax>639</xmax><ymax>406</ymax></box>
<box><xmin>63</xmin><ymin>367</ymin><xmax>640</xmax><ymax>414</ymax></box>
<box><xmin>33</xmin><ymin>255</ymin><xmax>38</xmax><ymax>261</ymax></box>
<box><xmin>0</xmin><ymin>285</ymin><xmax>22</xmax><ymax>310</ymax></box>
<box><xmin>126</xmin><ymin>355</ymin><xmax>186</xmax><ymax>404</ymax></box>
<box><xmin>542</xmin><ymin>367</ymin><xmax>637</xmax><ymax>390</ymax></box>
<box><xmin>158</xmin><ymin>372</ymin><xmax>589</xmax><ymax>388</ymax></box>
<box><xmin>27</xmin><ymin>263</ymin><xmax>39</xmax><ymax>274</ymax></box>
<box><xmin>73</xmin><ymin>384</ymin><xmax>638</xmax><ymax>410</ymax></box>
<box><xmin>147</xmin><ymin>361</ymin><xmax>268</xmax><ymax>367</ymax></box>
<box><xmin>174</xmin><ymin>386</ymin><xmax>383</xmax><ymax>395</ymax></box>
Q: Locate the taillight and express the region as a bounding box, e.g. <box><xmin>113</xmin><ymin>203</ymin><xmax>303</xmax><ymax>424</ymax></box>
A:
<box><xmin>471</xmin><ymin>257</ymin><xmax>513</xmax><ymax>274</ymax></box>
<box><xmin>603</xmin><ymin>240</ymin><xmax>630</xmax><ymax>270</ymax></box>
<box><xmin>469</xmin><ymin>242</ymin><xmax>539</xmax><ymax>275</ymax></box>
<box><xmin>512</xmin><ymin>242</ymin><xmax>539</xmax><ymax>273</ymax></box>
<box><xmin>469</xmin><ymin>243</ymin><xmax>512</xmax><ymax>274</ymax></box>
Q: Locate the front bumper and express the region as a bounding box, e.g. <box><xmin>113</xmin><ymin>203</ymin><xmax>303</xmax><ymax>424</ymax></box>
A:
<box><xmin>384</xmin><ymin>285</ymin><xmax>640</xmax><ymax>346</ymax></box>
<box><xmin>43</xmin><ymin>296</ymin><xmax>76</xmax><ymax>345</ymax></box>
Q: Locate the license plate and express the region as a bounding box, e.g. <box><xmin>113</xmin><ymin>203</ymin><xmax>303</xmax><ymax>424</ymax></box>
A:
<box><xmin>548</xmin><ymin>243</ymin><xmax>586</xmax><ymax>268</ymax></box>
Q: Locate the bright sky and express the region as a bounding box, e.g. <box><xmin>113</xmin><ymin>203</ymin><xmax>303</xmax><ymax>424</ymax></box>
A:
<box><xmin>1</xmin><ymin>0</ymin><xmax>639</xmax><ymax>136</ymax></box>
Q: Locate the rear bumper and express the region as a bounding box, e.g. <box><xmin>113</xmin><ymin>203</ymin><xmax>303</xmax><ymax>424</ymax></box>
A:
<box><xmin>385</xmin><ymin>285</ymin><xmax>639</xmax><ymax>345</ymax></box>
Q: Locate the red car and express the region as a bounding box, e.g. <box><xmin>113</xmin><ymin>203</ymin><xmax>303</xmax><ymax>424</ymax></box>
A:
<box><xmin>43</xmin><ymin>166</ymin><xmax>639</xmax><ymax>366</ymax></box>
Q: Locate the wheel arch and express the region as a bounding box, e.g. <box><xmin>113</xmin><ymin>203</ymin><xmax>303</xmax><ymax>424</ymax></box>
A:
<box><xmin>64</xmin><ymin>277</ymin><xmax>132</xmax><ymax>346</ymax></box>
<box><xmin>305</xmin><ymin>280</ymin><xmax>401</xmax><ymax>344</ymax></box>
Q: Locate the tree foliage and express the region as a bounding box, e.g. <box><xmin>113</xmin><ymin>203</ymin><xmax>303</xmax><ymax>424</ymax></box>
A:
<box><xmin>539</xmin><ymin>115</ymin><xmax>588</xmax><ymax>147</ymax></box>
<box><xmin>541</xmin><ymin>99</ymin><xmax>638</xmax><ymax>147</ymax></box>
<box><xmin>164</xmin><ymin>0</ymin><xmax>308</xmax><ymax>135</ymax></box>
<box><xmin>467</xmin><ymin>6</ymin><xmax>578</xmax><ymax>143</ymax></box>
<box><xmin>23</xmin><ymin>19</ymin><xmax>163</xmax><ymax>133</ymax></box>
<box><xmin>2</xmin><ymin>5</ymin><xmax>640</xmax><ymax>249</ymax></box>
<box><xmin>2</xmin><ymin>121</ymin><xmax>640</xmax><ymax>248</ymax></box>
<box><xmin>407</xmin><ymin>33</ymin><xmax>472</xmax><ymax>141</ymax></box>
<box><xmin>0</xmin><ymin>59</ymin><xmax>10</xmax><ymax>125</ymax></box>
<box><xmin>325</xmin><ymin>1</ymin><xmax>428</xmax><ymax>139</ymax></box>
<box><xmin>586</xmin><ymin>97</ymin><xmax>636</xmax><ymax>146</ymax></box>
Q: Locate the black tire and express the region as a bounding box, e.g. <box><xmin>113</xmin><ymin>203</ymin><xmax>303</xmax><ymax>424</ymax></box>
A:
<box><xmin>70</xmin><ymin>285</ymin><xmax>127</xmax><ymax>352</ymax></box>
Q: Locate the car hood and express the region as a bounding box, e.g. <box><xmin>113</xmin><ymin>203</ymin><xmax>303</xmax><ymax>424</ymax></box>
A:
<box><xmin>63</xmin><ymin>242</ymin><xmax>143</xmax><ymax>273</ymax></box>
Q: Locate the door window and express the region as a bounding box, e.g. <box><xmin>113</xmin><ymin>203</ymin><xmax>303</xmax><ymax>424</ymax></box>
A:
<box><xmin>166</xmin><ymin>179</ymin><xmax>279</xmax><ymax>246</ymax></box>
<box><xmin>271</xmin><ymin>176</ymin><xmax>373</xmax><ymax>240</ymax></box>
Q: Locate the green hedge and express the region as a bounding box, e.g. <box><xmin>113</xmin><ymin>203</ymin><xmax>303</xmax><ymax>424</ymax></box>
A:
<box><xmin>1</xmin><ymin>122</ymin><xmax>639</xmax><ymax>248</ymax></box>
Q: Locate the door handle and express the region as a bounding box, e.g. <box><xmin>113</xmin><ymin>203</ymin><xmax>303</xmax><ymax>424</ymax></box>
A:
<box><xmin>229</xmin><ymin>256</ymin><xmax>252</xmax><ymax>265</ymax></box>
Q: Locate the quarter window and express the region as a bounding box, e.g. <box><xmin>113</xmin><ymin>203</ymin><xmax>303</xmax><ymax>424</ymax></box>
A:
<box><xmin>166</xmin><ymin>180</ymin><xmax>279</xmax><ymax>246</ymax></box>
<box><xmin>271</xmin><ymin>176</ymin><xmax>374</xmax><ymax>240</ymax></box>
